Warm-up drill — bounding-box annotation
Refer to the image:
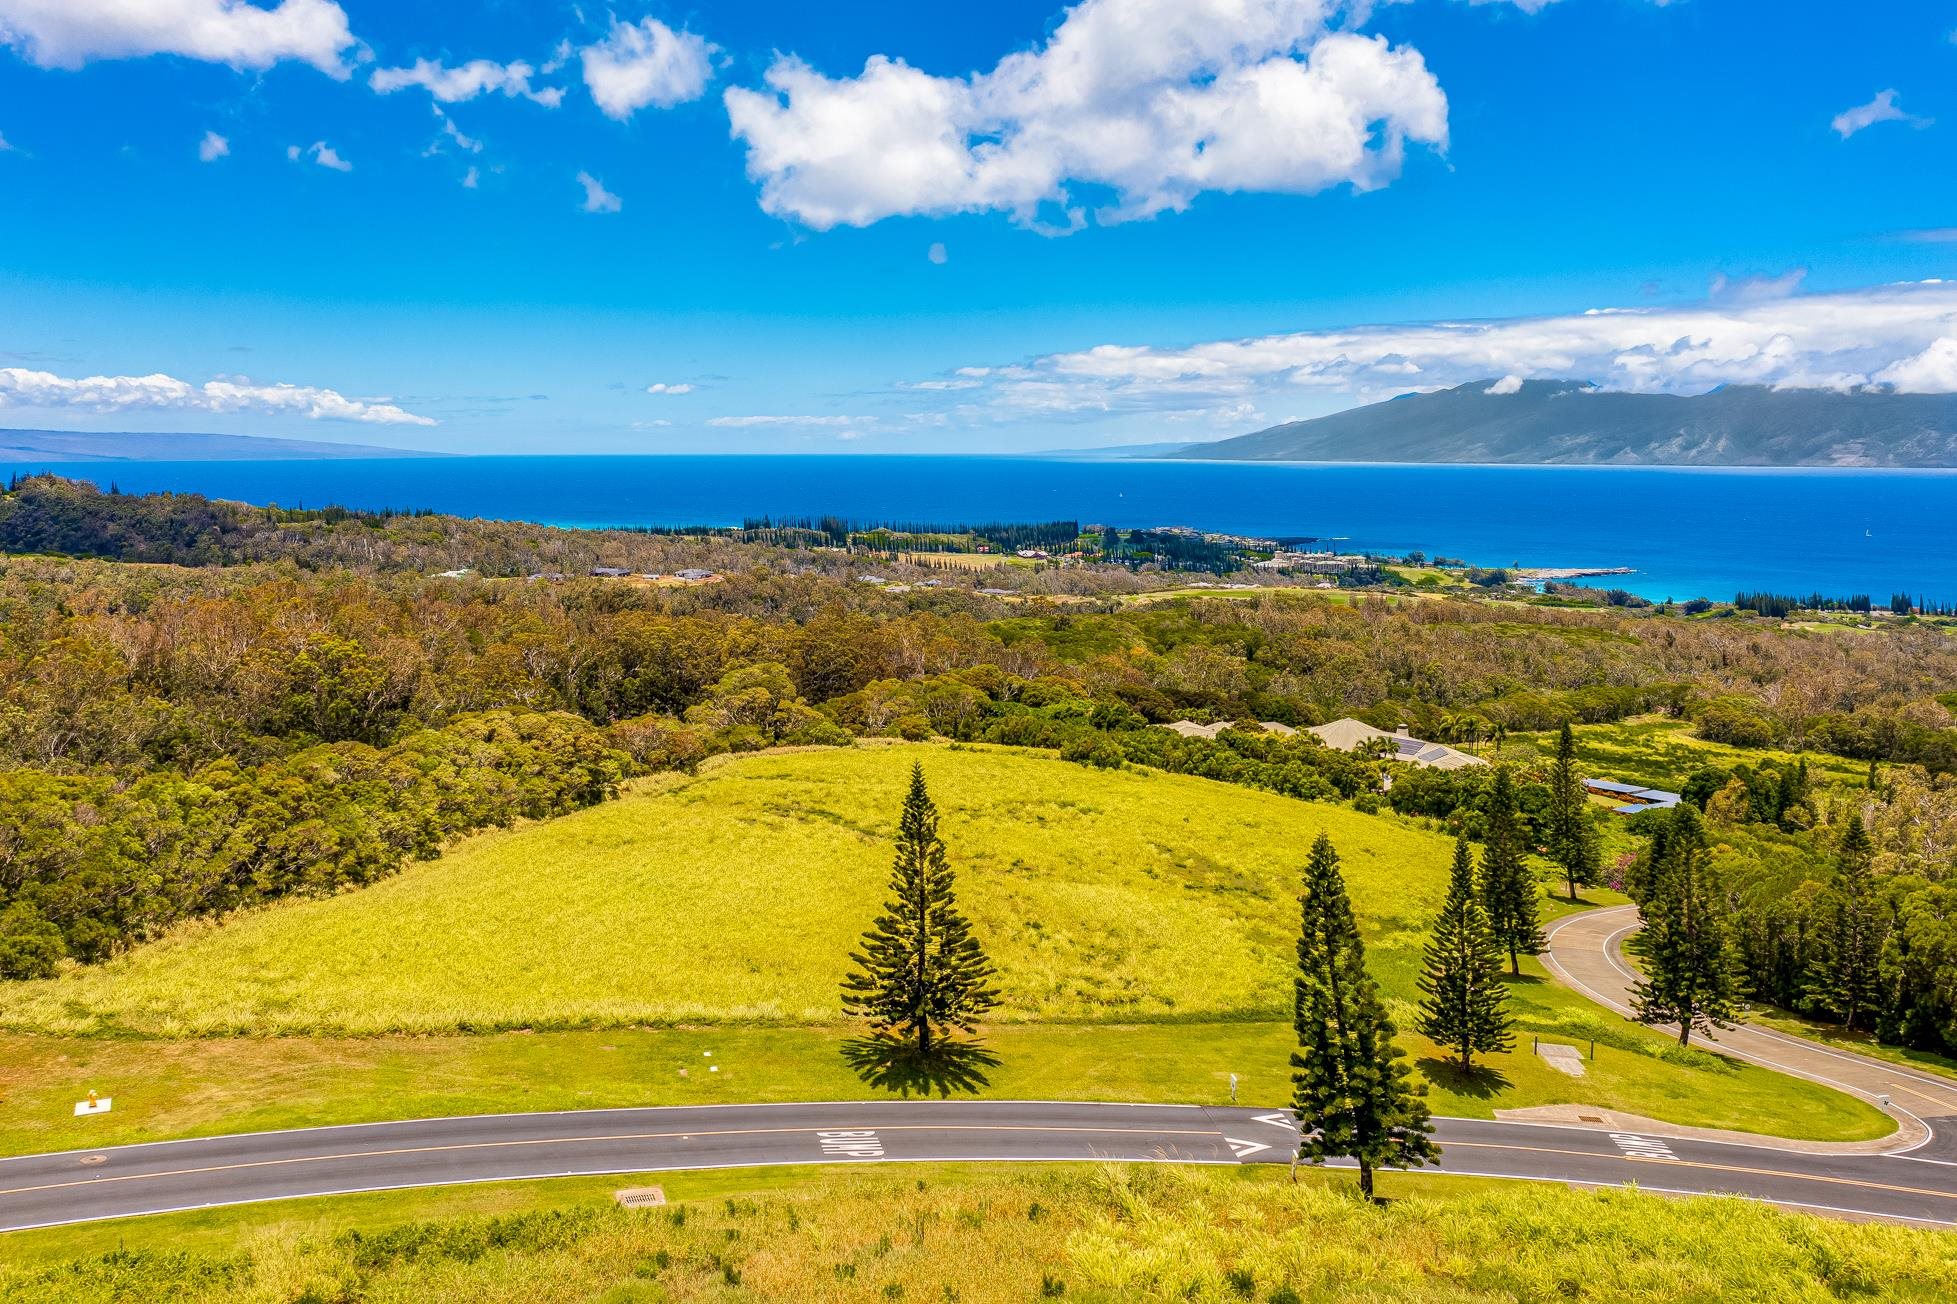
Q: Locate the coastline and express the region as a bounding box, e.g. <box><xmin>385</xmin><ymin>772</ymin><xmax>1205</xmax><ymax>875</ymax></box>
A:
<box><xmin>13</xmin><ymin>456</ymin><xmax>1954</xmax><ymax>606</ymax></box>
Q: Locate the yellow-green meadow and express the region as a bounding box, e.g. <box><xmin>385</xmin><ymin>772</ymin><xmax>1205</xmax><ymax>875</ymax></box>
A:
<box><xmin>0</xmin><ymin>744</ymin><xmax>1889</xmax><ymax>1147</ymax></box>
<box><xmin>0</xmin><ymin>743</ymin><xmax>1447</xmax><ymax>1037</ymax></box>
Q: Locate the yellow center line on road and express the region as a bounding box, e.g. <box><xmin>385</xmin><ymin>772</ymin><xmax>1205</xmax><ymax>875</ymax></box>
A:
<box><xmin>1882</xmin><ymin>1080</ymin><xmax>1957</xmax><ymax>1110</ymax></box>
<box><xmin>1440</xmin><ymin>1140</ymin><xmax>1957</xmax><ymax>1203</ymax></box>
<box><xmin>0</xmin><ymin>1124</ymin><xmax>1224</xmax><ymax>1201</ymax></box>
<box><xmin>7</xmin><ymin>1126</ymin><xmax>1952</xmax><ymax>1213</ymax></box>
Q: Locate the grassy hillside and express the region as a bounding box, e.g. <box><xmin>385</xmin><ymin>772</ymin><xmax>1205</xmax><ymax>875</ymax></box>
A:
<box><xmin>0</xmin><ymin>742</ymin><xmax>1894</xmax><ymax>1147</ymax></box>
<box><xmin>0</xmin><ymin>743</ymin><xmax>1450</xmax><ymax>1037</ymax></box>
<box><xmin>6</xmin><ymin>1164</ymin><xmax>1953</xmax><ymax>1303</ymax></box>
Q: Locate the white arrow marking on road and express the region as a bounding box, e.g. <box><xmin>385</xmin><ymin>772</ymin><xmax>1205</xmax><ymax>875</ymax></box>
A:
<box><xmin>1226</xmin><ymin>1137</ymin><xmax>1272</xmax><ymax>1159</ymax></box>
<box><xmin>1251</xmin><ymin>1112</ymin><xmax>1297</xmax><ymax>1131</ymax></box>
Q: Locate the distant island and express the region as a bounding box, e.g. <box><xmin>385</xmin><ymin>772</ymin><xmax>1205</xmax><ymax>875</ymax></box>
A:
<box><xmin>0</xmin><ymin>428</ymin><xmax>436</xmax><ymax>463</ymax></box>
<box><xmin>1168</xmin><ymin>380</ymin><xmax>1957</xmax><ymax>467</ymax></box>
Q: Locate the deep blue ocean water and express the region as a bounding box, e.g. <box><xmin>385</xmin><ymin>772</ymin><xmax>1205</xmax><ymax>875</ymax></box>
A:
<box><xmin>21</xmin><ymin>456</ymin><xmax>1957</xmax><ymax>605</ymax></box>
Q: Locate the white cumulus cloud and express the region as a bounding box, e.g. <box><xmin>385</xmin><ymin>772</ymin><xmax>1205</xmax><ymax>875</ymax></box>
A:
<box><xmin>580</xmin><ymin>17</ymin><xmax>715</xmax><ymax>120</ymax></box>
<box><xmin>0</xmin><ymin>0</ymin><xmax>356</xmax><ymax>76</ymax></box>
<box><xmin>1484</xmin><ymin>375</ymin><xmax>1523</xmax><ymax>395</ymax></box>
<box><xmin>577</xmin><ymin>170</ymin><xmax>621</xmax><ymax>213</ymax></box>
<box><xmin>370</xmin><ymin>57</ymin><xmax>564</xmax><ymax>106</ymax></box>
<box><xmin>645</xmin><ymin>383</ymin><xmax>694</xmax><ymax>395</ymax></box>
<box><xmin>197</xmin><ymin>129</ymin><xmax>230</xmax><ymax>162</ymax></box>
<box><xmin>1832</xmin><ymin>89</ymin><xmax>1930</xmax><ymax>139</ymax></box>
<box><xmin>289</xmin><ymin>140</ymin><xmax>351</xmax><ymax>171</ymax></box>
<box><xmin>0</xmin><ymin>366</ymin><xmax>436</xmax><ymax>425</ymax></box>
<box><xmin>1876</xmin><ymin>338</ymin><xmax>1957</xmax><ymax>393</ymax></box>
<box><xmin>724</xmin><ymin>0</ymin><xmax>1447</xmax><ymax>232</ymax></box>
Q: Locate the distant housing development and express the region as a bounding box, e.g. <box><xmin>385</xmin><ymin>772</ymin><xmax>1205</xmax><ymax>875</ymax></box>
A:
<box><xmin>1159</xmin><ymin>720</ymin><xmax>1299</xmax><ymax>740</ymax></box>
<box><xmin>1155</xmin><ymin>717</ymin><xmax>1487</xmax><ymax>770</ymax></box>
<box><xmin>1583</xmin><ymin>778</ymin><xmax>1683</xmax><ymax>815</ymax></box>
<box><xmin>1251</xmin><ymin>551</ymin><xmax>1374</xmax><ymax>575</ymax></box>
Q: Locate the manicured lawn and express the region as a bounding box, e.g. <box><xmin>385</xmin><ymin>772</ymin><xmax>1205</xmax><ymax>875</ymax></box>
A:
<box><xmin>6</xmin><ymin>1162</ymin><xmax>1953</xmax><ymax>1302</ymax></box>
<box><xmin>0</xmin><ymin>1002</ymin><xmax>1888</xmax><ymax>1161</ymax></box>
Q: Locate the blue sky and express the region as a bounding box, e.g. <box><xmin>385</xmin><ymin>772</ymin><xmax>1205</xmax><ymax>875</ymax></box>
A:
<box><xmin>1</xmin><ymin>0</ymin><xmax>1955</xmax><ymax>453</ymax></box>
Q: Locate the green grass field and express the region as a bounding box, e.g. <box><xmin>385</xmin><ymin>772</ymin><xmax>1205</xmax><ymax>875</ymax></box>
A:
<box><xmin>0</xmin><ymin>744</ymin><xmax>1890</xmax><ymax>1148</ymax></box>
<box><xmin>1516</xmin><ymin>717</ymin><xmax>1868</xmax><ymax>793</ymax></box>
<box><xmin>0</xmin><ymin>743</ymin><xmax>1454</xmax><ymax>1037</ymax></box>
<box><xmin>0</xmin><ymin>993</ymin><xmax>1888</xmax><ymax>1158</ymax></box>
<box><xmin>5</xmin><ymin>1163</ymin><xmax>1952</xmax><ymax>1302</ymax></box>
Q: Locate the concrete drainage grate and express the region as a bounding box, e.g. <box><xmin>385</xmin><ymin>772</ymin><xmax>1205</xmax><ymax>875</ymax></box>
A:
<box><xmin>614</xmin><ymin>1186</ymin><xmax>667</xmax><ymax>1209</ymax></box>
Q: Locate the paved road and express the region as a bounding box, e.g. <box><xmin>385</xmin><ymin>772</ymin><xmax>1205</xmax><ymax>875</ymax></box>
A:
<box><xmin>7</xmin><ymin>904</ymin><xmax>1957</xmax><ymax>1233</ymax></box>
<box><xmin>3</xmin><ymin>1099</ymin><xmax>1956</xmax><ymax>1233</ymax></box>
<box><xmin>1543</xmin><ymin>904</ymin><xmax>1957</xmax><ymax>1161</ymax></box>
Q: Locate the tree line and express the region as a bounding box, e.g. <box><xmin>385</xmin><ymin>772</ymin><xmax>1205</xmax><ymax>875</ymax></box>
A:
<box><xmin>0</xmin><ymin>712</ymin><xmax>624</xmax><ymax>979</ymax></box>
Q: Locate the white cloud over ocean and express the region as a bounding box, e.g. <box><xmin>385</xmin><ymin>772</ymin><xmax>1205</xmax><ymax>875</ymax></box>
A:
<box><xmin>941</xmin><ymin>280</ymin><xmax>1957</xmax><ymax>426</ymax></box>
<box><xmin>0</xmin><ymin>367</ymin><xmax>437</xmax><ymax>426</ymax></box>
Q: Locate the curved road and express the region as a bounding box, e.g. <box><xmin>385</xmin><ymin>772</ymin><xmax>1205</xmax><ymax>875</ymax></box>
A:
<box><xmin>3</xmin><ymin>906</ymin><xmax>1955</xmax><ymax>1233</ymax></box>
<box><xmin>1543</xmin><ymin>904</ymin><xmax>1957</xmax><ymax>1161</ymax></box>
<box><xmin>4</xmin><ymin>1097</ymin><xmax>1957</xmax><ymax>1232</ymax></box>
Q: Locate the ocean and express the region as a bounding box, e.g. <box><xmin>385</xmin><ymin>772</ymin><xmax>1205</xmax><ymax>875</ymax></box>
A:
<box><xmin>20</xmin><ymin>456</ymin><xmax>1957</xmax><ymax>605</ymax></box>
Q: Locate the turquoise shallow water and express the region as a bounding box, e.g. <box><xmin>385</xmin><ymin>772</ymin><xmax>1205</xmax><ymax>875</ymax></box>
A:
<box><xmin>22</xmin><ymin>455</ymin><xmax>1957</xmax><ymax>604</ymax></box>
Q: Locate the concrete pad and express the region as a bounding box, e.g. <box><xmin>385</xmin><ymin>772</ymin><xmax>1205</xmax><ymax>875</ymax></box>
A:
<box><xmin>1537</xmin><ymin>1043</ymin><xmax>1587</xmax><ymax>1077</ymax></box>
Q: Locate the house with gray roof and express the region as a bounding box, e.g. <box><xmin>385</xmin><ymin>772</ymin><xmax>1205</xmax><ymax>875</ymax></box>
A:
<box><xmin>1305</xmin><ymin>719</ymin><xmax>1487</xmax><ymax>770</ymax></box>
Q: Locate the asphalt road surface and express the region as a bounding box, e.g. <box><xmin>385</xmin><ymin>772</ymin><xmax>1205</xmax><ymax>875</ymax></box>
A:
<box><xmin>9</xmin><ymin>905</ymin><xmax>1957</xmax><ymax>1233</ymax></box>
<box><xmin>3</xmin><ymin>1099</ymin><xmax>1956</xmax><ymax>1233</ymax></box>
<box><xmin>1544</xmin><ymin>904</ymin><xmax>1957</xmax><ymax>1161</ymax></box>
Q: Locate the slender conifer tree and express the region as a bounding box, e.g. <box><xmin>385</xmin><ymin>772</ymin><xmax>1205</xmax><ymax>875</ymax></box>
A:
<box><xmin>1630</xmin><ymin>805</ymin><xmax>1746</xmax><ymax>1047</ymax></box>
<box><xmin>1291</xmin><ymin>833</ymin><xmax>1437</xmax><ymax>1198</ymax></box>
<box><xmin>1479</xmin><ymin>766</ymin><xmax>1545</xmax><ymax>976</ymax></box>
<box><xmin>1417</xmin><ymin>837</ymin><xmax>1514</xmax><ymax>1071</ymax></box>
<box><xmin>842</xmin><ymin>764</ymin><xmax>998</xmax><ymax>1052</ymax></box>
<box><xmin>1545</xmin><ymin>723</ymin><xmax>1601</xmax><ymax>902</ymax></box>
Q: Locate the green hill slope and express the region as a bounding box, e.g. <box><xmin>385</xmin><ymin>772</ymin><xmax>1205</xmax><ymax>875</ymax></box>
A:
<box><xmin>1172</xmin><ymin>380</ymin><xmax>1957</xmax><ymax>466</ymax></box>
<box><xmin>0</xmin><ymin>744</ymin><xmax>1450</xmax><ymax>1037</ymax></box>
<box><xmin>0</xmin><ymin>743</ymin><xmax>1892</xmax><ymax>1146</ymax></box>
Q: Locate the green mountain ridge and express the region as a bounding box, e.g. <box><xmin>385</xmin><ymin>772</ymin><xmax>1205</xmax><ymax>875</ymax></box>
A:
<box><xmin>1170</xmin><ymin>380</ymin><xmax>1957</xmax><ymax>467</ymax></box>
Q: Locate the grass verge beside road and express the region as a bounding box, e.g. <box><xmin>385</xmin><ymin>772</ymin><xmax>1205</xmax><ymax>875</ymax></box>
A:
<box><xmin>0</xmin><ymin>999</ymin><xmax>1888</xmax><ymax>1161</ymax></box>
<box><xmin>1749</xmin><ymin>1006</ymin><xmax>1957</xmax><ymax>1084</ymax></box>
<box><xmin>5</xmin><ymin>1163</ymin><xmax>1953</xmax><ymax>1302</ymax></box>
